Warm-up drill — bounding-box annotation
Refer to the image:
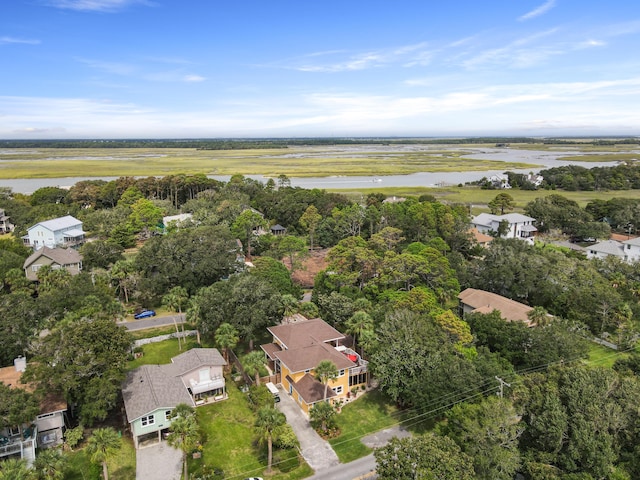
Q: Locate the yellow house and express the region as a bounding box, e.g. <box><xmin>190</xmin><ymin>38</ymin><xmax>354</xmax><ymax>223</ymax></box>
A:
<box><xmin>261</xmin><ymin>317</ymin><xmax>368</xmax><ymax>414</ymax></box>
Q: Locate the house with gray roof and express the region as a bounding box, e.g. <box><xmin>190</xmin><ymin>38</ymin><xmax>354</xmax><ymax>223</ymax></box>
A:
<box><xmin>586</xmin><ymin>239</ymin><xmax>627</xmax><ymax>261</ymax></box>
<box><xmin>471</xmin><ymin>212</ymin><xmax>537</xmax><ymax>244</ymax></box>
<box><xmin>23</xmin><ymin>215</ymin><xmax>85</xmax><ymax>250</ymax></box>
<box><xmin>23</xmin><ymin>246</ymin><xmax>83</xmax><ymax>281</ymax></box>
<box><xmin>122</xmin><ymin>348</ymin><xmax>226</xmax><ymax>448</ymax></box>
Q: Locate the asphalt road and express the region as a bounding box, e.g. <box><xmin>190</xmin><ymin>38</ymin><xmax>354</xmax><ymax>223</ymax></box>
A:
<box><xmin>118</xmin><ymin>313</ymin><xmax>186</xmax><ymax>331</ymax></box>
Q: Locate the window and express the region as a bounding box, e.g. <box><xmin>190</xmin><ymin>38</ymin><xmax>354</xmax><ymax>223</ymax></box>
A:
<box><xmin>32</xmin><ymin>264</ymin><xmax>41</xmax><ymax>272</ymax></box>
<box><xmin>141</xmin><ymin>415</ymin><xmax>155</xmax><ymax>427</ymax></box>
<box><xmin>165</xmin><ymin>410</ymin><xmax>172</xmax><ymax>420</ymax></box>
<box><xmin>332</xmin><ymin>386</ymin><xmax>343</xmax><ymax>395</ymax></box>
<box><xmin>304</xmin><ymin>369</ymin><xmax>311</xmax><ymax>374</ymax></box>
<box><xmin>338</xmin><ymin>369</ymin><xmax>345</xmax><ymax>377</ymax></box>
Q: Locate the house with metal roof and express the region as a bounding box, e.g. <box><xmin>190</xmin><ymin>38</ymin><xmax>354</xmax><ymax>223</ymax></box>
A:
<box><xmin>261</xmin><ymin>317</ymin><xmax>368</xmax><ymax>415</ymax></box>
<box><xmin>122</xmin><ymin>348</ymin><xmax>226</xmax><ymax>448</ymax></box>
<box><xmin>23</xmin><ymin>246</ymin><xmax>83</xmax><ymax>281</ymax></box>
<box><xmin>471</xmin><ymin>212</ymin><xmax>537</xmax><ymax>244</ymax></box>
<box><xmin>23</xmin><ymin>215</ymin><xmax>85</xmax><ymax>250</ymax></box>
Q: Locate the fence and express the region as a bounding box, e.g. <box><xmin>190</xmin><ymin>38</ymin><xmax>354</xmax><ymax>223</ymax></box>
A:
<box><xmin>133</xmin><ymin>330</ymin><xmax>197</xmax><ymax>348</ymax></box>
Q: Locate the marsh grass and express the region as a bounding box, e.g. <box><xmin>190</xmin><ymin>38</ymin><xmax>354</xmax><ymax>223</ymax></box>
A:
<box><xmin>0</xmin><ymin>147</ymin><xmax>535</xmax><ymax>179</ymax></box>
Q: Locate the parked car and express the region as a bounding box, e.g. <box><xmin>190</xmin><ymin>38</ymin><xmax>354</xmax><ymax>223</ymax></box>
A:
<box><xmin>134</xmin><ymin>310</ymin><xmax>156</xmax><ymax>319</ymax></box>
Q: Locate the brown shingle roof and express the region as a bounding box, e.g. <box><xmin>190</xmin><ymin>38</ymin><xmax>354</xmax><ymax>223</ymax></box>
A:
<box><xmin>274</xmin><ymin>342</ymin><xmax>355</xmax><ymax>373</ymax></box>
<box><xmin>23</xmin><ymin>246</ymin><xmax>82</xmax><ymax>270</ymax></box>
<box><xmin>290</xmin><ymin>373</ymin><xmax>336</xmax><ymax>405</ymax></box>
<box><xmin>268</xmin><ymin>318</ymin><xmax>344</xmax><ymax>349</ymax></box>
<box><xmin>459</xmin><ymin>288</ymin><xmax>533</xmax><ymax>325</ymax></box>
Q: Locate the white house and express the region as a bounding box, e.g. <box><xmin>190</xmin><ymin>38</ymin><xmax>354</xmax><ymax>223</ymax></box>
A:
<box><xmin>122</xmin><ymin>348</ymin><xmax>227</xmax><ymax>448</ymax></box>
<box><xmin>23</xmin><ymin>215</ymin><xmax>85</xmax><ymax>250</ymax></box>
<box><xmin>622</xmin><ymin>237</ymin><xmax>640</xmax><ymax>262</ymax></box>
<box><xmin>471</xmin><ymin>213</ymin><xmax>537</xmax><ymax>244</ymax></box>
<box><xmin>0</xmin><ymin>357</ymin><xmax>68</xmax><ymax>466</ymax></box>
<box><xmin>586</xmin><ymin>240</ymin><xmax>627</xmax><ymax>261</ymax></box>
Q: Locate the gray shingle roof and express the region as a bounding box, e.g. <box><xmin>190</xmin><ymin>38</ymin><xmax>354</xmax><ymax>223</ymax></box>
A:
<box><xmin>589</xmin><ymin>240</ymin><xmax>625</xmax><ymax>257</ymax></box>
<box><xmin>171</xmin><ymin>348</ymin><xmax>226</xmax><ymax>375</ymax></box>
<box><xmin>122</xmin><ymin>348</ymin><xmax>226</xmax><ymax>422</ymax></box>
<box><xmin>122</xmin><ymin>365</ymin><xmax>194</xmax><ymax>422</ymax></box>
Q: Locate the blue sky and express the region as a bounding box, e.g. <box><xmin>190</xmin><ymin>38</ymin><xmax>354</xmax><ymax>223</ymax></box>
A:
<box><xmin>1</xmin><ymin>0</ymin><xmax>639</xmax><ymax>138</ymax></box>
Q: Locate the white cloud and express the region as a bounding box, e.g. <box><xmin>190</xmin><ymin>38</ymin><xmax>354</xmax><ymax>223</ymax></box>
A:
<box><xmin>183</xmin><ymin>75</ymin><xmax>205</xmax><ymax>83</ymax></box>
<box><xmin>44</xmin><ymin>0</ymin><xmax>152</xmax><ymax>12</ymax></box>
<box><xmin>2</xmin><ymin>77</ymin><xmax>639</xmax><ymax>138</ymax></box>
<box><xmin>284</xmin><ymin>42</ymin><xmax>435</xmax><ymax>72</ymax></box>
<box><xmin>519</xmin><ymin>0</ymin><xmax>556</xmax><ymax>22</ymax></box>
<box><xmin>0</xmin><ymin>36</ymin><xmax>41</xmax><ymax>45</ymax></box>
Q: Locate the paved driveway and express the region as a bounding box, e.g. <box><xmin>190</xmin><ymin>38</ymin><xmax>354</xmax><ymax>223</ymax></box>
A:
<box><xmin>276</xmin><ymin>385</ymin><xmax>340</xmax><ymax>472</ymax></box>
<box><xmin>136</xmin><ymin>441</ymin><xmax>182</xmax><ymax>480</ymax></box>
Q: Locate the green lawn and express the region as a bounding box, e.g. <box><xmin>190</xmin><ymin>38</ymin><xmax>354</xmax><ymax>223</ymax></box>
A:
<box><xmin>65</xmin><ymin>437</ymin><xmax>136</xmax><ymax>480</ymax></box>
<box><xmin>127</xmin><ymin>336</ymin><xmax>202</xmax><ymax>370</ymax></box>
<box><xmin>334</xmin><ymin>185</ymin><xmax>640</xmax><ymax>209</ymax></box>
<box><xmin>329</xmin><ymin>390</ymin><xmax>408</xmax><ymax>463</ymax></box>
<box><xmin>585</xmin><ymin>342</ymin><xmax>628</xmax><ymax>368</ymax></box>
<box><xmin>189</xmin><ymin>382</ymin><xmax>312</xmax><ymax>479</ymax></box>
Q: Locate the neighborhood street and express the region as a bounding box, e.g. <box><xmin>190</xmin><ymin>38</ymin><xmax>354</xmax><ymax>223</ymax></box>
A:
<box><xmin>118</xmin><ymin>313</ymin><xmax>186</xmax><ymax>331</ymax></box>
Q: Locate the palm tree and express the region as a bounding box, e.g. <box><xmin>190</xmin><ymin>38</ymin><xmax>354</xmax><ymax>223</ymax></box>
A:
<box><xmin>167</xmin><ymin>414</ymin><xmax>200</xmax><ymax>480</ymax></box>
<box><xmin>281</xmin><ymin>294</ymin><xmax>299</xmax><ymax>318</ymax></box>
<box><xmin>86</xmin><ymin>427</ymin><xmax>121</xmax><ymax>480</ymax></box>
<box><xmin>163</xmin><ymin>286</ymin><xmax>190</xmax><ymax>350</ymax></box>
<box><xmin>243</xmin><ymin>350</ymin><xmax>266</xmax><ymax>386</ymax></box>
<box><xmin>527</xmin><ymin>306</ymin><xmax>551</xmax><ymax>327</ymax></box>
<box><xmin>345</xmin><ymin>310</ymin><xmax>374</xmax><ymax>356</ymax></box>
<box><xmin>162</xmin><ymin>286</ymin><xmax>190</xmax><ymax>314</ymax></box>
<box><xmin>170</xmin><ymin>402</ymin><xmax>195</xmax><ymax>420</ymax></box>
<box><xmin>34</xmin><ymin>448</ymin><xmax>66</xmax><ymax>480</ymax></box>
<box><xmin>314</xmin><ymin>360</ymin><xmax>339</xmax><ymax>401</ymax></box>
<box><xmin>310</xmin><ymin>401</ymin><xmax>336</xmax><ymax>434</ymax></box>
<box><xmin>215</xmin><ymin>323</ymin><xmax>239</xmax><ymax>365</ymax></box>
<box><xmin>255</xmin><ymin>406</ymin><xmax>286</xmax><ymax>474</ymax></box>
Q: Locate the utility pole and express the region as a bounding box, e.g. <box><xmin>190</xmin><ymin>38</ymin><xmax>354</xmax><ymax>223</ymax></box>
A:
<box><xmin>495</xmin><ymin>376</ymin><xmax>511</xmax><ymax>398</ymax></box>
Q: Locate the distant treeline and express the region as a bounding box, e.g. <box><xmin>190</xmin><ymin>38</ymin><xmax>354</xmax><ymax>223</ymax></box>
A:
<box><xmin>540</xmin><ymin>162</ymin><xmax>640</xmax><ymax>190</ymax></box>
<box><xmin>5</xmin><ymin>137</ymin><xmax>638</xmax><ymax>149</ymax></box>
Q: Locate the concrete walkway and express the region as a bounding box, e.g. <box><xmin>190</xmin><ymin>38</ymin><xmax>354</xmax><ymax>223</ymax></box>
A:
<box><xmin>136</xmin><ymin>441</ymin><xmax>182</xmax><ymax>480</ymax></box>
<box><xmin>275</xmin><ymin>385</ymin><xmax>340</xmax><ymax>472</ymax></box>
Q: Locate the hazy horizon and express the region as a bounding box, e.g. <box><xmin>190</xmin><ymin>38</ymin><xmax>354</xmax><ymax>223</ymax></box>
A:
<box><xmin>2</xmin><ymin>0</ymin><xmax>639</xmax><ymax>139</ymax></box>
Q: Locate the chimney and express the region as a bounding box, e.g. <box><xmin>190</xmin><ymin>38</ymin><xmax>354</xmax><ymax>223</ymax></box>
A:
<box><xmin>14</xmin><ymin>356</ymin><xmax>26</xmax><ymax>373</ymax></box>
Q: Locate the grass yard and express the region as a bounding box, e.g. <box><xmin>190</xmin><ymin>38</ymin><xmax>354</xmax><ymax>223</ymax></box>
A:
<box><xmin>65</xmin><ymin>437</ymin><xmax>136</xmax><ymax>480</ymax></box>
<box><xmin>127</xmin><ymin>336</ymin><xmax>202</xmax><ymax>370</ymax></box>
<box><xmin>189</xmin><ymin>382</ymin><xmax>312</xmax><ymax>479</ymax></box>
<box><xmin>329</xmin><ymin>389</ymin><xmax>410</xmax><ymax>463</ymax></box>
<box><xmin>586</xmin><ymin>342</ymin><xmax>629</xmax><ymax>368</ymax></box>
<box><xmin>335</xmin><ymin>185</ymin><xmax>640</xmax><ymax>209</ymax></box>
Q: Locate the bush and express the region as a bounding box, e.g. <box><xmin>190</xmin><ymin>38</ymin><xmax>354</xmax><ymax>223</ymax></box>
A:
<box><xmin>273</xmin><ymin>448</ymin><xmax>300</xmax><ymax>473</ymax></box>
<box><xmin>246</xmin><ymin>385</ymin><xmax>273</xmax><ymax>412</ymax></box>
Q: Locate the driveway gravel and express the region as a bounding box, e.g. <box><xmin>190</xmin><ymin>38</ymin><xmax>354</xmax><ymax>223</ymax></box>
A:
<box><xmin>136</xmin><ymin>441</ymin><xmax>182</xmax><ymax>480</ymax></box>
